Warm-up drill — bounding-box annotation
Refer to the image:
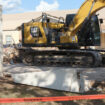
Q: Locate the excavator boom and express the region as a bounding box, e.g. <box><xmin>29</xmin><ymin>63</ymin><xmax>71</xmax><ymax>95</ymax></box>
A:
<box><xmin>68</xmin><ymin>0</ymin><xmax>105</xmax><ymax>36</ymax></box>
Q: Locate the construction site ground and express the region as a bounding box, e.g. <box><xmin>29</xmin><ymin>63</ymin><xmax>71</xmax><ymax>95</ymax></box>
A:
<box><xmin>1</xmin><ymin>63</ymin><xmax>105</xmax><ymax>105</ymax></box>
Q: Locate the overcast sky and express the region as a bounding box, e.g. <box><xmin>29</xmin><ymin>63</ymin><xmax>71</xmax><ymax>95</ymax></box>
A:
<box><xmin>0</xmin><ymin>0</ymin><xmax>85</xmax><ymax>14</ymax></box>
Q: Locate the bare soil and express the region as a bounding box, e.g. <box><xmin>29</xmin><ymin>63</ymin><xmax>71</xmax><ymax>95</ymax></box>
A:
<box><xmin>1</xmin><ymin>76</ymin><xmax>105</xmax><ymax>105</ymax></box>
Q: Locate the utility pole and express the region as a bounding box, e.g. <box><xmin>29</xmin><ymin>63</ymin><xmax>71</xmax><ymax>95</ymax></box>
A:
<box><xmin>0</xmin><ymin>5</ymin><xmax>3</xmax><ymax>77</ymax></box>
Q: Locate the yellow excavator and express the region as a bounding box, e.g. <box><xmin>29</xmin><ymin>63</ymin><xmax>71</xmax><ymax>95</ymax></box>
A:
<box><xmin>19</xmin><ymin>0</ymin><xmax>105</xmax><ymax>67</ymax></box>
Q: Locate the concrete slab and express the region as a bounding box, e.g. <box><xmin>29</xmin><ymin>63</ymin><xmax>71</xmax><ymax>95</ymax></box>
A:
<box><xmin>3</xmin><ymin>63</ymin><xmax>105</xmax><ymax>93</ymax></box>
<box><xmin>12</xmin><ymin>69</ymin><xmax>83</xmax><ymax>93</ymax></box>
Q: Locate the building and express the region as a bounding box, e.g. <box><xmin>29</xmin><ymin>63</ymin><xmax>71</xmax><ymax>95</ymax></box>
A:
<box><xmin>2</xmin><ymin>9</ymin><xmax>105</xmax><ymax>48</ymax></box>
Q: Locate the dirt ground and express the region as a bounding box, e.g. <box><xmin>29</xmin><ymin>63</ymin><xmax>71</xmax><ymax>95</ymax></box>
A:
<box><xmin>1</xmin><ymin>76</ymin><xmax>105</xmax><ymax>105</ymax></box>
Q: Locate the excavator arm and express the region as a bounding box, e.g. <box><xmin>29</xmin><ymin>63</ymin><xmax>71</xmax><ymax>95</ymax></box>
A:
<box><xmin>68</xmin><ymin>0</ymin><xmax>105</xmax><ymax>36</ymax></box>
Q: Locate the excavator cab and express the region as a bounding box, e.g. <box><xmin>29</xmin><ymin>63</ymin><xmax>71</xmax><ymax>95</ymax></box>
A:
<box><xmin>66</xmin><ymin>14</ymin><xmax>101</xmax><ymax>46</ymax></box>
<box><xmin>78</xmin><ymin>15</ymin><xmax>101</xmax><ymax>46</ymax></box>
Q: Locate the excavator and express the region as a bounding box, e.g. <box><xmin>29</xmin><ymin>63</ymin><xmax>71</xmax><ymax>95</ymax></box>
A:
<box><xmin>18</xmin><ymin>0</ymin><xmax>105</xmax><ymax>67</ymax></box>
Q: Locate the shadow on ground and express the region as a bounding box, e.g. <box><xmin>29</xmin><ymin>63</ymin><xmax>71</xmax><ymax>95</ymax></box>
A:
<box><xmin>1</xmin><ymin>76</ymin><xmax>105</xmax><ymax>105</ymax></box>
<box><xmin>2</xmin><ymin>64</ymin><xmax>105</xmax><ymax>105</ymax></box>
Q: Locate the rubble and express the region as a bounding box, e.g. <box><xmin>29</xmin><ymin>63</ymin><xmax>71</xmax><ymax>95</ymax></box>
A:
<box><xmin>3</xmin><ymin>45</ymin><xmax>20</xmax><ymax>64</ymax></box>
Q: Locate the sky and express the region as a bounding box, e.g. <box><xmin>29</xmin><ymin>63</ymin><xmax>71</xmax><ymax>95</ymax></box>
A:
<box><xmin>0</xmin><ymin>0</ymin><xmax>85</xmax><ymax>14</ymax></box>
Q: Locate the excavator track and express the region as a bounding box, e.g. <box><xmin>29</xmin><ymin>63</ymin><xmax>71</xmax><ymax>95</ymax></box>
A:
<box><xmin>19</xmin><ymin>48</ymin><xmax>103</xmax><ymax>67</ymax></box>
